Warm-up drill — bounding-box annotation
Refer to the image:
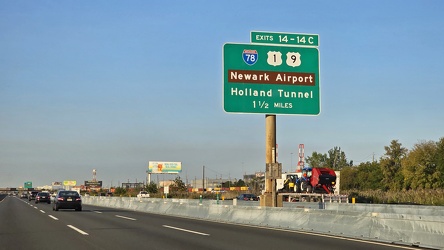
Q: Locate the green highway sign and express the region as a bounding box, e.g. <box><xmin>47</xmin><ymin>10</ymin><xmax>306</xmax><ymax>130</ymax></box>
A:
<box><xmin>251</xmin><ymin>31</ymin><xmax>319</xmax><ymax>47</ymax></box>
<box><xmin>223</xmin><ymin>42</ymin><xmax>320</xmax><ymax>115</ymax></box>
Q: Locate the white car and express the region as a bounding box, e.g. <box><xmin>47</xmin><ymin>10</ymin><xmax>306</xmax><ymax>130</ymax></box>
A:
<box><xmin>137</xmin><ymin>191</ymin><xmax>150</xmax><ymax>198</ymax></box>
<box><xmin>50</xmin><ymin>192</ymin><xmax>57</xmax><ymax>203</ymax></box>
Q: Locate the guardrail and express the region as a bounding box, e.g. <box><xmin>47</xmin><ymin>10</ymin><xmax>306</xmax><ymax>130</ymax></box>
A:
<box><xmin>278</xmin><ymin>193</ymin><xmax>349</xmax><ymax>203</ymax></box>
<box><xmin>82</xmin><ymin>197</ymin><xmax>444</xmax><ymax>249</ymax></box>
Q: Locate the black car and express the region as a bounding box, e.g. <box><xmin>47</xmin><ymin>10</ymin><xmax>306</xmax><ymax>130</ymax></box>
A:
<box><xmin>53</xmin><ymin>190</ymin><xmax>82</xmax><ymax>211</ymax></box>
<box><xmin>28</xmin><ymin>191</ymin><xmax>39</xmax><ymax>201</ymax></box>
<box><xmin>35</xmin><ymin>192</ymin><xmax>51</xmax><ymax>204</ymax></box>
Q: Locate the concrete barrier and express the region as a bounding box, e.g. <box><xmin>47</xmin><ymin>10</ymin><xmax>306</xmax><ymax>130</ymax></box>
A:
<box><xmin>82</xmin><ymin>197</ymin><xmax>444</xmax><ymax>249</ymax></box>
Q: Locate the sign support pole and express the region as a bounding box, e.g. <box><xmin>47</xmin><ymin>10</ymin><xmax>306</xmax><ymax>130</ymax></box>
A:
<box><xmin>261</xmin><ymin>114</ymin><xmax>279</xmax><ymax>207</ymax></box>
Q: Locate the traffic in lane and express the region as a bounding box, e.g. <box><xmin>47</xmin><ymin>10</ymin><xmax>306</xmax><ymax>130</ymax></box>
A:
<box><xmin>0</xmin><ymin>196</ymin><xmax>90</xmax><ymax>250</ymax></box>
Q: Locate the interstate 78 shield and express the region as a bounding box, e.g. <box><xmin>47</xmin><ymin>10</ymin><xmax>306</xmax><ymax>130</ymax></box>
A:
<box><xmin>223</xmin><ymin>43</ymin><xmax>320</xmax><ymax>115</ymax></box>
<box><xmin>242</xmin><ymin>49</ymin><xmax>258</xmax><ymax>65</ymax></box>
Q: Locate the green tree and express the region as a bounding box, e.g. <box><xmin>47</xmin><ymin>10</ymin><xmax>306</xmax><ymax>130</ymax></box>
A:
<box><xmin>221</xmin><ymin>181</ymin><xmax>233</xmax><ymax>188</ymax></box>
<box><xmin>146</xmin><ymin>182</ymin><xmax>158</xmax><ymax>194</ymax></box>
<box><xmin>307</xmin><ymin>147</ymin><xmax>352</xmax><ymax>170</ymax></box>
<box><xmin>235</xmin><ymin>179</ymin><xmax>246</xmax><ymax>187</ymax></box>
<box><xmin>114</xmin><ymin>187</ymin><xmax>126</xmax><ymax>196</ymax></box>
<box><xmin>355</xmin><ymin>161</ymin><xmax>382</xmax><ymax>190</ymax></box>
<box><xmin>171</xmin><ymin>176</ymin><xmax>187</xmax><ymax>192</ymax></box>
<box><xmin>340</xmin><ymin>166</ymin><xmax>358</xmax><ymax>190</ymax></box>
<box><xmin>340</xmin><ymin>161</ymin><xmax>382</xmax><ymax>191</ymax></box>
<box><xmin>306</xmin><ymin>152</ymin><xmax>327</xmax><ymax>168</ymax></box>
<box><xmin>380</xmin><ymin>140</ymin><xmax>407</xmax><ymax>191</ymax></box>
<box><xmin>327</xmin><ymin>146</ymin><xmax>353</xmax><ymax>170</ymax></box>
<box><xmin>434</xmin><ymin>137</ymin><xmax>444</xmax><ymax>188</ymax></box>
<box><xmin>402</xmin><ymin>140</ymin><xmax>444</xmax><ymax>189</ymax></box>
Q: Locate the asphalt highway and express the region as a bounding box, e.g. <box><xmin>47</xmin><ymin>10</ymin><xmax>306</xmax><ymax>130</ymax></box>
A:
<box><xmin>0</xmin><ymin>195</ymin><xmax>428</xmax><ymax>250</ymax></box>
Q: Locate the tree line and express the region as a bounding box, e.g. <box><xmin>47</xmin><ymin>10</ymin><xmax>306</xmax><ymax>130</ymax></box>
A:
<box><xmin>307</xmin><ymin>138</ymin><xmax>444</xmax><ymax>191</ymax></box>
<box><xmin>306</xmin><ymin>138</ymin><xmax>444</xmax><ymax>204</ymax></box>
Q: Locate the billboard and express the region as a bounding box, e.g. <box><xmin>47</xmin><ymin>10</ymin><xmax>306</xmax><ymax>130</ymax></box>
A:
<box><xmin>148</xmin><ymin>161</ymin><xmax>182</xmax><ymax>174</ymax></box>
<box><xmin>63</xmin><ymin>180</ymin><xmax>76</xmax><ymax>186</ymax></box>
<box><xmin>85</xmin><ymin>181</ymin><xmax>103</xmax><ymax>188</ymax></box>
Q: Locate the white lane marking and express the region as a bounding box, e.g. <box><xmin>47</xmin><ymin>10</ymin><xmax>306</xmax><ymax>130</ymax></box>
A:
<box><xmin>115</xmin><ymin>215</ymin><xmax>136</xmax><ymax>221</ymax></box>
<box><xmin>48</xmin><ymin>215</ymin><xmax>59</xmax><ymax>220</ymax></box>
<box><xmin>163</xmin><ymin>225</ymin><xmax>210</xmax><ymax>236</ymax></box>
<box><xmin>67</xmin><ymin>225</ymin><xmax>89</xmax><ymax>235</ymax></box>
<box><xmin>34</xmin><ymin>206</ymin><xmax>38</xmax><ymax>209</ymax></box>
<box><xmin>93</xmin><ymin>210</ymin><xmax>102</xmax><ymax>214</ymax></box>
<box><xmin>40</xmin><ymin>210</ymin><xmax>45</xmax><ymax>213</ymax></box>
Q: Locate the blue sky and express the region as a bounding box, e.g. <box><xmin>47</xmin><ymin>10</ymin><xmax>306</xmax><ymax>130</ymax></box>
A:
<box><xmin>1</xmin><ymin>1</ymin><xmax>443</xmax><ymax>188</ymax></box>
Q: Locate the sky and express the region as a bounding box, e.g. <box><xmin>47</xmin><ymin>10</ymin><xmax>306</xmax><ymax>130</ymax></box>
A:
<box><xmin>1</xmin><ymin>1</ymin><xmax>444</xmax><ymax>188</ymax></box>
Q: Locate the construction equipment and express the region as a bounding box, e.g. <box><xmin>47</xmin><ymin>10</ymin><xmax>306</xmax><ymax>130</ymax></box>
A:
<box><xmin>277</xmin><ymin>167</ymin><xmax>337</xmax><ymax>194</ymax></box>
<box><xmin>299</xmin><ymin>167</ymin><xmax>336</xmax><ymax>194</ymax></box>
<box><xmin>277</xmin><ymin>173</ymin><xmax>301</xmax><ymax>193</ymax></box>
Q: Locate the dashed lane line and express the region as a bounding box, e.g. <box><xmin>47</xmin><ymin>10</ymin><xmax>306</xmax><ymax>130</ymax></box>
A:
<box><xmin>67</xmin><ymin>225</ymin><xmax>89</xmax><ymax>235</ymax></box>
<box><xmin>48</xmin><ymin>215</ymin><xmax>59</xmax><ymax>220</ymax></box>
<box><xmin>162</xmin><ymin>225</ymin><xmax>210</xmax><ymax>236</ymax></box>
<box><xmin>115</xmin><ymin>215</ymin><xmax>137</xmax><ymax>221</ymax></box>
